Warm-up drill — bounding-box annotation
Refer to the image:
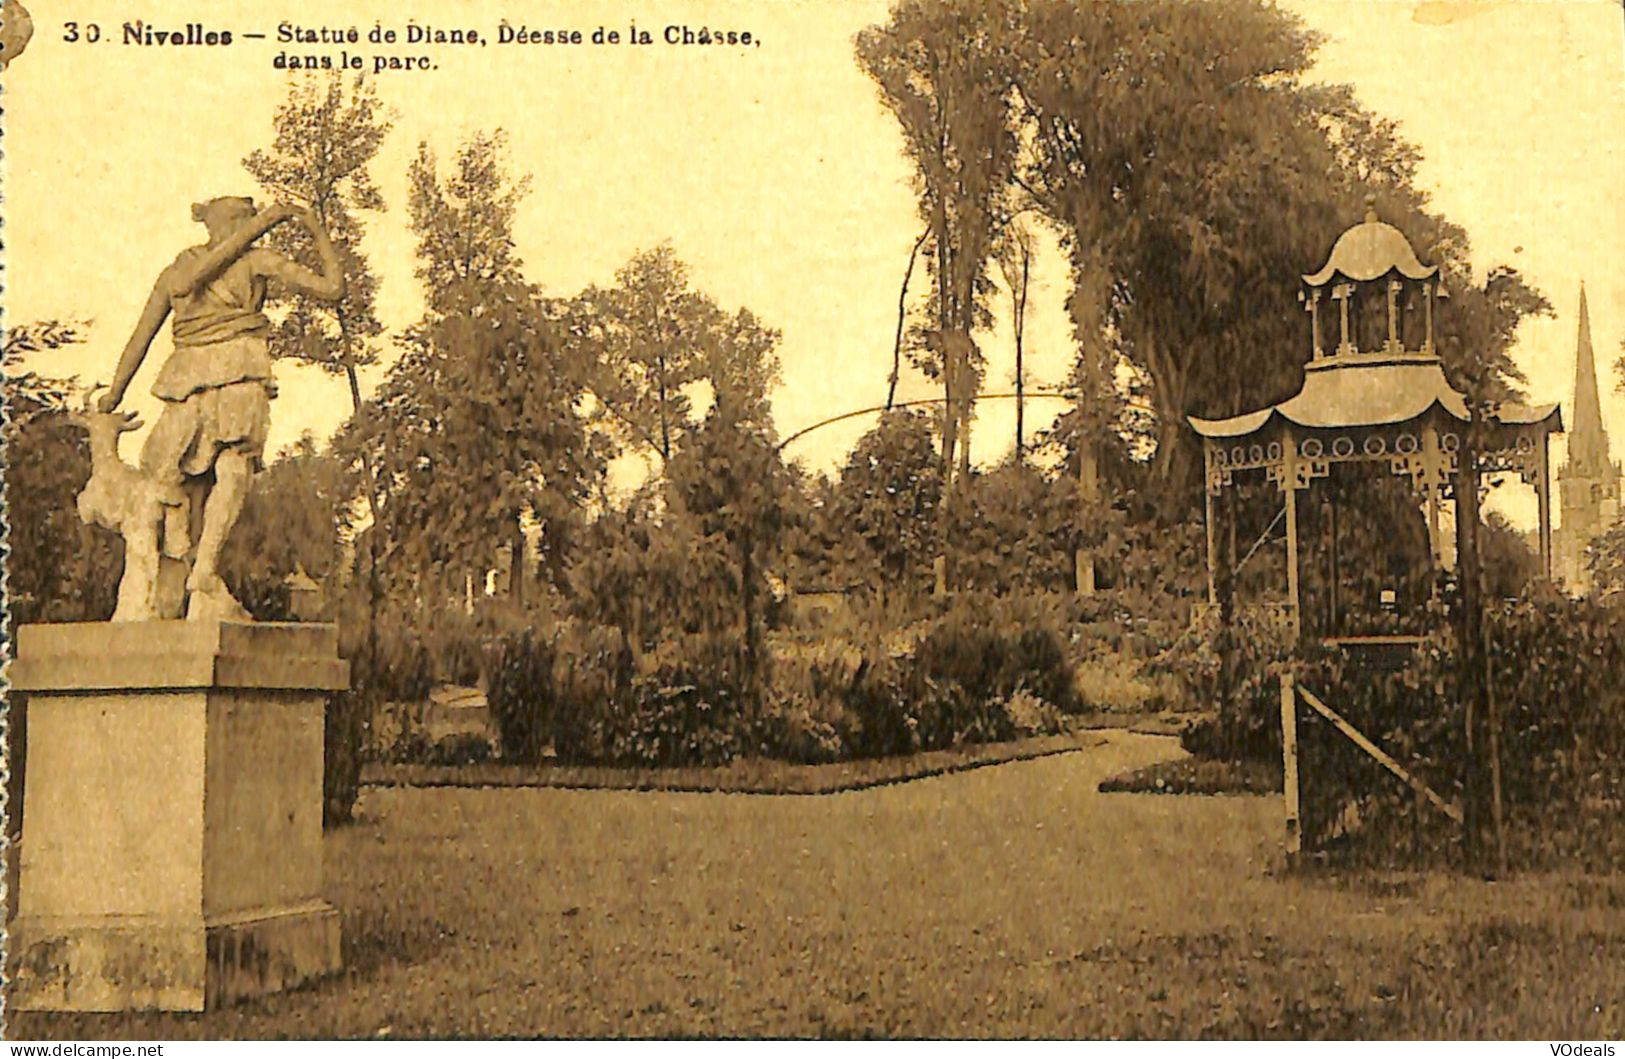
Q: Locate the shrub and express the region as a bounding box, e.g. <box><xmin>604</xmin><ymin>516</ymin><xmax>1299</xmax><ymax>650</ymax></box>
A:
<box><xmin>756</xmin><ymin>688</ymin><xmax>848</xmax><ymax>764</ymax></box>
<box><xmin>1161</xmin><ymin>605</ymin><xmax>1297</xmax><ymax>762</ymax></box>
<box><xmin>426</xmin><ymin>732</ymin><xmax>495</xmax><ymax>766</ymax></box>
<box><xmin>913</xmin><ymin>674</ymin><xmax>1015</xmax><ymax>750</ymax></box>
<box><xmin>843</xmin><ymin>652</ymin><xmax>920</xmax><ymax>758</ymax></box>
<box><xmin>463</xmin><ymin>590</ymin><xmax>1086</xmax><ymax>769</ymax></box>
<box><xmin>385</xmin><ymin>725</ymin><xmax>434</xmax><ymax>765</ymax></box>
<box><xmin>326</xmin><ymin>619</ymin><xmax>436</xmax><ymax>826</ymax></box>
<box><xmin>756</xmin><ymin>643</ymin><xmax>858</xmax><ymax>763</ymax></box>
<box><xmin>486</xmin><ymin>620</ymin><xmax>650</xmax><ymax>765</ymax></box>
<box><xmin>1073</xmin><ymin>655</ymin><xmax>1176</xmax><ymax>714</ymax></box>
<box><xmin>551</xmin><ymin>622</ymin><xmax>636</xmax><ymax>764</ymax></box>
<box><xmin>610</xmin><ymin>676</ymin><xmax>746</xmax><ymax>767</ymax></box>
<box><xmin>384</xmin><ymin>729</ymin><xmax>495</xmax><ymax>766</ymax></box>
<box><xmin>1480</xmin><ymin>595</ymin><xmax>1625</xmax><ymax>867</ymax></box>
<box><xmin>437</xmin><ymin>635</ymin><xmax>486</xmax><ymax>687</ymax></box>
<box><xmin>837</xmin><ymin>598</ymin><xmax>1073</xmax><ymax>758</ymax></box>
<box><xmin>487</xmin><ymin>628</ymin><xmax>559</xmax><ymax>764</ymax></box>
<box><xmin>1005</xmin><ymin>687</ymin><xmax>1066</xmax><ymax>736</ymax></box>
<box><xmin>323</xmin><ymin>688</ymin><xmax>368</xmax><ymax>827</ymax></box>
<box><xmin>1176</xmin><ymin>593</ymin><xmax>1625</xmax><ymax>870</ymax></box>
<box><xmin>490</xmin><ymin>623</ymin><xmax>760</xmax><ymax>768</ymax></box>
<box><xmin>604</xmin><ymin>633</ymin><xmax>752</xmax><ymax>767</ymax></box>
<box><xmin>914</xmin><ymin>593</ymin><xmax>1079</xmax><ymax>714</ymax></box>
<box><xmin>349</xmin><ymin>621</ymin><xmax>435</xmax><ymax>704</ymax></box>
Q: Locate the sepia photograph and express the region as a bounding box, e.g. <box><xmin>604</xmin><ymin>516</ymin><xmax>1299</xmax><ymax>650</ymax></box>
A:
<box><xmin>1</xmin><ymin>0</ymin><xmax>1623</xmax><ymax>1043</ymax></box>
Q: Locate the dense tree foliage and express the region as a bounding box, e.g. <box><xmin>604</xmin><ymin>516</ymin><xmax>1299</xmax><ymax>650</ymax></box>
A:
<box><xmin>221</xmin><ymin>434</ymin><xmax>352</xmax><ymax>620</ymax></box>
<box><xmin>243</xmin><ymin>75</ymin><xmax>391</xmax><ymax>387</ymax></box>
<box><xmin>821</xmin><ymin>410</ymin><xmax>943</xmax><ymax>598</ymax></box>
<box><xmin>2</xmin><ymin>322</ymin><xmax>121</xmax><ymax>627</ymax></box>
<box><xmin>342</xmin><ymin>132</ymin><xmax>606</xmax><ymax>600</ymax></box>
<box><xmin>561</xmin><ymin>265</ymin><xmax>795</xmax><ymax>682</ymax></box>
<box><xmin>1588</xmin><ymin>522</ymin><xmax>1625</xmax><ymax>605</ymax></box>
<box><xmin>564</xmin><ymin>244</ymin><xmax>781</xmax><ymax>463</ymax></box>
<box><xmin>664</xmin><ymin>412</ymin><xmax>802</xmax><ymax>684</ymax></box>
<box><xmin>856</xmin><ymin>0</ymin><xmax>1543</xmax><ymax>516</ymax></box>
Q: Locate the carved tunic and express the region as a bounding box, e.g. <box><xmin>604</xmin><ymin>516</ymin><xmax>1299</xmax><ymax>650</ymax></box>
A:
<box><xmin>143</xmin><ymin>246</ymin><xmax>276</xmax><ymax>478</ymax></box>
<box><xmin>151</xmin><ymin>248</ymin><xmax>274</xmax><ymax>403</ymax></box>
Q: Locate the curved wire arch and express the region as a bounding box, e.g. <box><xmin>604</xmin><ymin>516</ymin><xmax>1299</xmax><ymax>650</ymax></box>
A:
<box><xmin>776</xmin><ymin>390</ymin><xmax>1158</xmax><ymax>453</ymax></box>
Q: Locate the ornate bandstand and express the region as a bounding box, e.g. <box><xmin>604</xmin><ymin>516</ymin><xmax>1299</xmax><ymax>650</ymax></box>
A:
<box><xmin>1189</xmin><ymin>200</ymin><xmax>1562</xmax><ymax>642</ymax></box>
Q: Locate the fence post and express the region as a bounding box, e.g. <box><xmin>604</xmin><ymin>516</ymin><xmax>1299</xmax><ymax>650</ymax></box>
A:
<box><xmin>1280</xmin><ymin>671</ymin><xmax>1301</xmax><ymax>863</ymax></box>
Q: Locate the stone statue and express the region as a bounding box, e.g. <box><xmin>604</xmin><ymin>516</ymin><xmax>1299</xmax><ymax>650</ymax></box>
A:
<box><xmin>97</xmin><ymin>196</ymin><xmax>344</xmax><ymax>621</ymax></box>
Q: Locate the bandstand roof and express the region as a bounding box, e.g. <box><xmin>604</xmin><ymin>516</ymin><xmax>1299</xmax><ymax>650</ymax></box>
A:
<box><xmin>1188</xmin><ymin>355</ymin><xmax>1561</xmax><ymax>440</ymax></box>
<box><xmin>1301</xmin><ymin>207</ymin><xmax>1440</xmax><ymax>287</ymax></box>
<box><xmin>1193</xmin><ymin>200</ymin><xmax>1560</xmax><ymax>443</ymax></box>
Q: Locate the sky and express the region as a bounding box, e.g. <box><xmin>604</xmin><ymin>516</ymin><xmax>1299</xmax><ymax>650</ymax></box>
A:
<box><xmin>7</xmin><ymin>0</ymin><xmax>1624</xmax><ymax>530</ymax></box>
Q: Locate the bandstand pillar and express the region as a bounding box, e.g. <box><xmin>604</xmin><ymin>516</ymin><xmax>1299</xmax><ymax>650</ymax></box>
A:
<box><xmin>1204</xmin><ymin>459</ymin><xmax>1219</xmax><ymax>606</ymax></box>
<box><xmin>1281</xmin><ymin>431</ymin><xmax>1302</xmax><ymax>639</ymax></box>
<box><xmin>1423</xmin><ymin>424</ymin><xmax>1444</xmax><ymax>568</ymax></box>
<box><xmin>1537</xmin><ymin>432</ymin><xmax>1554</xmax><ymax>581</ymax></box>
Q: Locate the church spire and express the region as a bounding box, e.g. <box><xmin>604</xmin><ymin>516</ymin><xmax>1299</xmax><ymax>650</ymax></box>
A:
<box><xmin>1567</xmin><ymin>282</ymin><xmax>1613</xmax><ymax>476</ymax></box>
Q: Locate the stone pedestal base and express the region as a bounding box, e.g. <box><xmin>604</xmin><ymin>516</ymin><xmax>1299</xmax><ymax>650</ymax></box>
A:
<box><xmin>7</xmin><ymin>621</ymin><xmax>349</xmax><ymax>1012</ymax></box>
<box><xmin>9</xmin><ymin>902</ymin><xmax>341</xmax><ymax>1012</ymax></box>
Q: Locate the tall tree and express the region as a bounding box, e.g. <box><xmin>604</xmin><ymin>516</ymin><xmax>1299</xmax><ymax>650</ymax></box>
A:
<box><xmin>828</xmin><ymin>409</ymin><xmax>944</xmax><ymax>600</ymax></box>
<box><xmin>994</xmin><ymin>220</ymin><xmax>1035</xmax><ymax>461</ymax></box>
<box><xmin>1009</xmin><ymin>0</ymin><xmax>1461</xmax><ymax>505</ymax></box>
<box><xmin>702</xmin><ymin>307</ymin><xmax>782</xmax><ymax>430</ymax></box>
<box><xmin>405</xmin><ymin>132</ymin><xmax>531</xmax><ymax>313</ymax></box>
<box><xmin>346</xmin><ymin>132</ymin><xmax>601</xmax><ymax>602</ymax></box>
<box><xmin>242</xmin><ymin>75</ymin><xmax>390</xmax><ymax>398</ymax></box>
<box><xmin>1435</xmin><ymin>265</ymin><xmax>1546</xmax><ymax>408</ymax></box>
<box><xmin>857</xmin><ymin>0</ymin><xmax>1021</xmax><ymax>486</ymax></box>
<box><xmin>571</xmin><ymin>246</ymin><xmax>707</xmax><ymax>463</ymax></box>
<box><xmin>243</xmin><ymin>74</ymin><xmax>392</xmax><ymax>644</ymax></box>
<box><xmin>568</xmin><ymin>244</ymin><xmax>781</xmax><ymax>463</ymax></box>
<box><xmin>887</xmin><ymin>230</ymin><xmax>930</xmax><ymax>411</ymax></box>
<box><xmin>664</xmin><ymin>411</ymin><xmax>800</xmax><ymax>688</ymax></box>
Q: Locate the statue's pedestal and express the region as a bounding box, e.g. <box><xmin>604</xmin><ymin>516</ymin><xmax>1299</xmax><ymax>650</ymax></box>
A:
<box><xmin>7</xmin><ymin>621</ymin><xmax>348</xmax><ymax>1011</ymax></box>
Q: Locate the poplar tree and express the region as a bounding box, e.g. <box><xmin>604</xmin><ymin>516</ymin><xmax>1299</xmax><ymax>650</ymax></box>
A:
<box><xmin>243</xmin><ymin>74</ymin><xmax>391</xmax><ymax>423</ymax></box>
<box><xmin>242</xmin><ymin>74</ymin><xmax>391</xmax><ymax>607</ymax></box>
<box><xmin>243</xmin><ymin>75</ymin><xmax>391</xmax><ymax>827</ymax></box>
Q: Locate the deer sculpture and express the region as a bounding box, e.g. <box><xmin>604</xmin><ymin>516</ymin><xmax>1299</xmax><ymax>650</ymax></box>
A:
<box><xmin>67</xmin><ymin>389</ymin><xmax>173</xmax><ymax>621</ymax></box>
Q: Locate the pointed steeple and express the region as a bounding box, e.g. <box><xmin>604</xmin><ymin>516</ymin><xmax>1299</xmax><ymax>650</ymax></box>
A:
<box><xmin>1567</xmin><ymin>282</ymin><xmax>1613</xmax><ymax>476</ymax></box>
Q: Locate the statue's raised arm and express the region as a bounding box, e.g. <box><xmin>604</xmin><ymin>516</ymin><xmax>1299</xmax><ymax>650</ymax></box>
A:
<box><xmin>249</xmin><ymin>204</ymin><xmax>346</xmax><ymax>302</ymax></box>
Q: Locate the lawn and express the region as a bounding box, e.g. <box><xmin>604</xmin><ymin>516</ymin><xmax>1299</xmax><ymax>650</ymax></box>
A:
<box><xmin>9</xmin><ymin>732</ymin><xmax>1623</xmax><ymax>1039</ymax></box>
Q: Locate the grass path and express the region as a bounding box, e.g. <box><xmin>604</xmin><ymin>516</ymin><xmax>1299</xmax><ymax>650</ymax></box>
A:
<box><xmin>11</xmin><ymin>732</ymin><xmax>1623</xmax><ymax>1039</ymax></box>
